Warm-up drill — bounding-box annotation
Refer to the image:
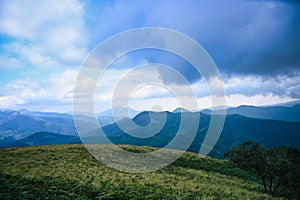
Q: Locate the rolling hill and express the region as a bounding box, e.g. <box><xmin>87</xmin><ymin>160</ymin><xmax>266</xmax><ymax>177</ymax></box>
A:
<box><xmin>0</xmin><ymin>144</ymin><xmax>284</xmax><ymax>199</ymax></box>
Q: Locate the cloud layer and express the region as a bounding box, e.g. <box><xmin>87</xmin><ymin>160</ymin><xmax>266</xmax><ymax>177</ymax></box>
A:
<box><xmin>89</xmin><ymin>0</ymin><xmax>300</xmax><ymax>75</ymax></box>
<box><xmin>0</xmin><ymin>0</ymin><xmax>299</xmax><ymax>112</ymax></box>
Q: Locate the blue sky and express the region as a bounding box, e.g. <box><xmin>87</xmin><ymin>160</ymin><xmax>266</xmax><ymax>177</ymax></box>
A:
<box><xmin>0</xmin><ymin>0</ymin><xmax>299</xmax><ymax>112</ymax></box>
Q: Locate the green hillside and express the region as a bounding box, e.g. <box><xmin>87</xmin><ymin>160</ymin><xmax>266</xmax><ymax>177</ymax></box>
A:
<box><xmin>0</xmin><ymin>145</ymin><xmax>284</xmax><ymax>199</ymax></box>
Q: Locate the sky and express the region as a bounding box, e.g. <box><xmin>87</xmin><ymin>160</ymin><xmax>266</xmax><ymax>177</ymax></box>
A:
<box><xmin>0</xmin><ymin>0</ymin><xmax>299</xmax><ymax>112</ymax></box>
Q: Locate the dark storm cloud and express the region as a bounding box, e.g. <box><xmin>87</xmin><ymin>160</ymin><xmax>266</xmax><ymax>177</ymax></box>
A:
<box><xmin>216</xmin><ymin>1</ymin><xmax>300</xmax><ymax>75</ymax></box>
<box><xmin>92</xmin><ymin>0</ymin><xmax>300</xmax><ymax>77</ymax></box>
<box><xmin>149</xmin><ymin>0</ymin><xmax>300</xmax><ymax>76</ymax></box>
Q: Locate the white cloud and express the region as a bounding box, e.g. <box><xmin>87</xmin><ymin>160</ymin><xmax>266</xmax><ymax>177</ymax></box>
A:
<box><xmin>0</xmin><ymin>70</ymin><xmax>78</xmax><ymax>111</ymax></box>
<box><xmin>0</xmin><ymin>0</ymin><xmax>298</xmax><ymax>113</ymax></box>
<box><xmin>92</xmin><ymin>67</ymin><xmax>299</xmax><ymax>112</ymax></box>
<box><xmin>93</xmin><ymin>65</ymin><xmax>162</xmax><ymax>111</ymax></box>
<box><xmin>0</xmin><ymin>0</ymin><xmax>87</xmax><ymax>68</ymax></box>
<box><xmin>130</xmin><ymin>85</ymin><xmax>172</xmax><ymax>100</ymax></box>
<box><xmin>0</xmin><ymin>0</ymin><xmax>83</xmax><ymax>39</ymax></box>
<box><xmin>129</xmin><ymin>97</ymin><xmax>180</xmax><ymax>112</ymax></box>
<box><xmin>0</xmin><ymin>66</ymin><xmax>298</xmax><ymax>112</ymax></box>
<box><xmin>95</xmin><ymin>65</ymin><xmax>162</xmax><ymax>100</ymax></box>
<box><xmin>223</xmin><ymin>73</ymin><xmax>300</xmax><ymax>98</ymax></box>
<box><xmin>224</xmin><ymin>94</ymin><xmax>294</xmax><ymax>107</ymax></box>
<box><xmin>48</xmin><ymin>70</ymin><xmax>78</xmax><ymax>100</ymax></box>
<box><xmin>128</xmin><ymin>94</ymin><xmax>294</xmax><ymax>112</ymax></box>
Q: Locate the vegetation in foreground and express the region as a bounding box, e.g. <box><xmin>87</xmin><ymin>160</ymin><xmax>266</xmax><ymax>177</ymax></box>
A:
<box><xmin>0</xmin><ymin>144</ymin><xmax>287</xmax><ymax>199</ymax></box>
<box><xmin>225</xmin><ymin>142</ymin><xmax>300</xmax><ymax>198</ymax></box>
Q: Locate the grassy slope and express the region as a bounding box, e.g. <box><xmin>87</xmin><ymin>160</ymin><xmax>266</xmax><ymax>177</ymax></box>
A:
<box><xmin>0</xmin><ymin>144</ymin><xmax>283</xmax><ymax>200</ymax></box>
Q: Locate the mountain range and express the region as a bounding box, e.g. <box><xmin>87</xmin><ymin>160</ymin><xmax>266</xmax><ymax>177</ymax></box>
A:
<box><xmin>0</xmin><ymin>109</ymin><xmax>119</xmax><ymax>140</ymax></box>
<box><xmin>100</xmin><ymin>111</ymin><xmax>300</xmax><ymax>158</ymax></box>
<box><xmin>203</xmin><ymin>104</ymin><xmax>300</xmax><ymax>122</ymax></box>
<box><xmin>0</xmin><ymin>100</ymin><xmax>299</xmax><ymax>158</ymax></box>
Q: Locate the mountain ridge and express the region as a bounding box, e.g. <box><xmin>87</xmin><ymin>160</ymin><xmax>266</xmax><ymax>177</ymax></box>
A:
<box><xmin>3</xmin><ymin>111</ymin><xmax>299</xmax><ymax>159</ymax></box>
<box><xmin>1</xmin><ymin>100</ymin><xmax>299</xmax><ymax>157</ymax></box>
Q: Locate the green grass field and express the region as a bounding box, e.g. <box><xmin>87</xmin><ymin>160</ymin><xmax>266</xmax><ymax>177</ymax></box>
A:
<box><xmin>0</xmin><ymin>144</ymin><xmax>284</xmax><ymax>199</ymax></box>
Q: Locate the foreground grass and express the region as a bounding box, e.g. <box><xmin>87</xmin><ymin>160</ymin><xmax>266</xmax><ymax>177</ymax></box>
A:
<box><xmin>0</xmin><ymin>144</ymin><xmax>284</xmax><ymax>199</ymax></box>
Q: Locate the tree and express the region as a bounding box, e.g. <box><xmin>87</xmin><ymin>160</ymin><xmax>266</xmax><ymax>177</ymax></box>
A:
<box><xmin>287</xmin><ymin>148</ymin><xmax>300</xmax><ymax>199</ymax></box>
<box><xmin>224</xmin><ymin>141</ymin><xmax>290</xmax><ymax>196</ymax></box>
<box><xmin>266</xmin><ymin>146</ymin><xmax>289</xmax><ymax>196</ymax></box>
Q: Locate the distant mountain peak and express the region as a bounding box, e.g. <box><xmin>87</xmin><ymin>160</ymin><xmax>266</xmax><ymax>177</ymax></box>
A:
<box><xmin>173</xmin><ymin>107</ymin><xmax>190</xmax><ymax>113</ymax></box>
<box><xmin>17</xmin><ymin>108</ymin><xmax>34</xmax><ymax>115</ymax></box>
<box><xmin>97</xmin><ymin>107</ymin><xmax>140</xmax><ymax>118</ymax></box>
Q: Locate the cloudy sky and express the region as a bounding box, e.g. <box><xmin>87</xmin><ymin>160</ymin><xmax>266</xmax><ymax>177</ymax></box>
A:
<box><xmin>0</xmin><ymin>0</ymin><xmax>299</xmax><ymax>112</ymax></box>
